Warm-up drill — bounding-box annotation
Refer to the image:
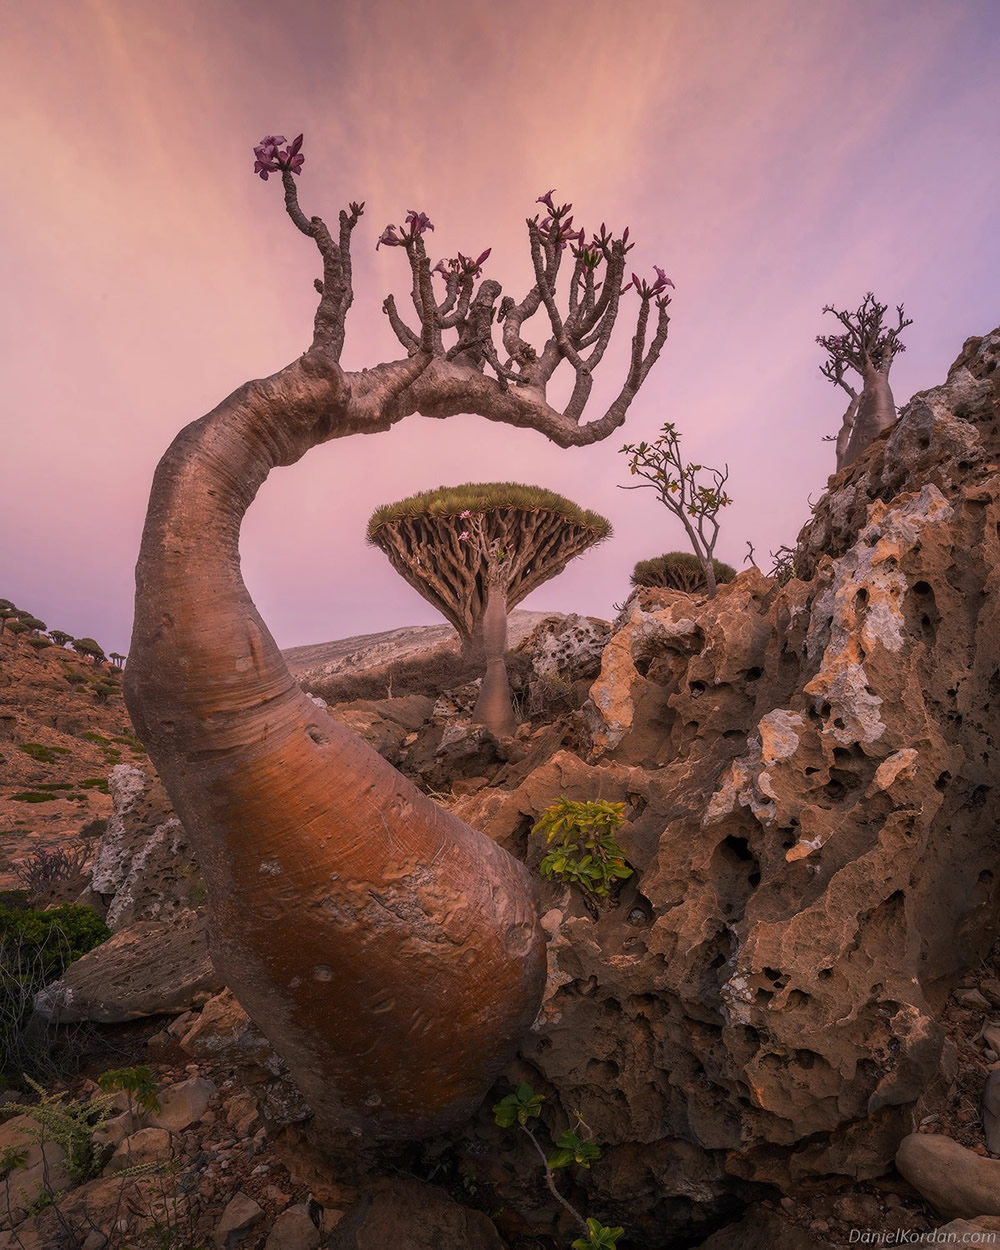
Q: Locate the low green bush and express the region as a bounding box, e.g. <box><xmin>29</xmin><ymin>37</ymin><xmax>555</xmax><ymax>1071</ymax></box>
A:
<box><xmin>0</xmin><ymin>904</ymin><xmax>110</xmax><ymax>1083</ymax></box>
<box><xmin>18</xmin><ymin>743</ymin><xmax>70</xmax><ymax>764</ymax></box>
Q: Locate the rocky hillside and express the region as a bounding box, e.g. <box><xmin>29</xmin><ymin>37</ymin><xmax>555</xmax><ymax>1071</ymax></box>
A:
<box><xmin>0</xmin><ymin>626</ymin><xmax>139</xmax><ymax>890</ymax></box>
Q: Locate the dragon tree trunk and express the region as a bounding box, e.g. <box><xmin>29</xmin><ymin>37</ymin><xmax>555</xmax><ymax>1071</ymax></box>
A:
<box><xmin>124</xmin><ymin>356</ymin><xmax>546</xmax><ymax>1141</ymax></box>
<box><xmin>471</xmin><ymin>581</ymin><xmax>517</xmax><ymax>737</ymax></box>
<box><xmin>841</xmin><ymin>365</ymin><xmax>897</xmax><ymax>468</ymax></box>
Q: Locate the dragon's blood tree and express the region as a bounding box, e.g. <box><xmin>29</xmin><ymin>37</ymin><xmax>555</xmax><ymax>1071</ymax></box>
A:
<box><xmin>630</xmin><ymin>551</ymin><xmax>736</xmax><ymax>595</ymax></box>
<box><xmin>368</xmin><ymin>482</ymin><xmax>611</xmax><ymax>736</ymax></box>
<box><xmin>123</xmin><ymin>132</ymin><xmax>674</xmax><ymax>1143</ymax></box>
<box><xmin>817</xmin><ymin>291</ymin><xmax>912</xmax><ymax>470</ymax></box>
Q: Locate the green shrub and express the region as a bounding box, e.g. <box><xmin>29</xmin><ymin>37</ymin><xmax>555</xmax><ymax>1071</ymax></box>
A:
<box><xmin>18</xmin><ymin>743</ymin><xmax>70</xmax><ymax>764</ymax></box>
<box><xmin>10</xmin><ymin>793</ymin><xmax>61</xmax><ymax>804</ymax></box>
<box><xmin>78</xmin><ymin>778</ymin><xmax>110</xmax><ymax>793</ymax></box>
<box><xmin>0</xmin><ymin>905</ymin><xmax>110</xmax><ymax>1083</ymax></box>
<box><xmin>532</xmin><ymin>797</ymin><xmax>633</xmax><ymax>897</ymax></box>
<box><xmin>79</xmin><ymin>818</ymin><xmax>108</xmax><ymax>839</ymax></box>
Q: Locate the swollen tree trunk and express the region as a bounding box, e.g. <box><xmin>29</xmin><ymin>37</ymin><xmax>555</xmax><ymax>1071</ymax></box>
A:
<box><xmin>841</xmin><ymin>366</ymin><xmax>897</xmax><ymax>469</ymax></box>
<box><xmin>834</xmin><ymin>389</ymin><xmax>861</xmax><ymax>472</ymax></box>
<box><xmin>471</xmin><ymin>581</ymin><xmax>517</xmax><ymax>737</ymax></box>
<box><xmin>123</xmin><ymin>356</ymin><xmax>546</xmax><ymax>1142</ymax></box>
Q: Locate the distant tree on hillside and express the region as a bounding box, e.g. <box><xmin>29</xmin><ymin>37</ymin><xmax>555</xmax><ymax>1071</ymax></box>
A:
<box><xmin>108</xmin><ymin>652</ymin><xmax>126</xmax><ymax>670</ymax></box>
<box><xmin>817</xmin><ymin>292</ymin><xmax>912</xmax><ymax>470</ymax></box>
<box><xmin>18</xmin><ymin>615</ymin><xmax>46</xmax><ymax>633</ymax></box>
<box><xmin>72</xmin><ymin>637</ymin><xmax>106</xmax><ymax>666</ymax></box>
<box><xmin>0</xmin><ymin>601</ymin><xmax>18</xmax><ymax>635</ymax></box>
<box><xmin>619</xmin><ymin>422</ymin><xmax>732</xmax><ymax>599</ymax></box>
<box><xmin>368</xmin><ymin>482</ymin><xmax>611</xmax><ymax>736</ymax></box>
<box><xmin>48</xmin><ymin>631</ymin><xmax>73</xmax><ymax>648</ymax></box>
<box><xmin>631</xmin><ymin>551</ymin><xmax>736</xmax><ymax>594</ymax></box>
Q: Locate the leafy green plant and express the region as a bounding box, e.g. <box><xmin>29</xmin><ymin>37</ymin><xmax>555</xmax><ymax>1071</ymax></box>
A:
<box><xmin>1</xmin><ymin>1074</ymin><xmax>116</xmax><ymax>1184</ymax></box>
<box><xmin>99</xmin><ymin>1065</ymin><xmax>161</xmax><ymax>1132</ymax></box>
<box><xmin>493</xmin><ymin>1084</ymin><xmax>622</xmax><ymax>1247</ymax></box>
<box><xmin>532</xmin><ymin>797</ymin><xmax>632</xmax><ymax>897</ymax></box>
<box><xmin>573</xmin><ymin>1217</ymin><xmax>626</xmax><ymax>1249</ymax></box>
<box><xmin>80</xmin><ymin>817</ymin><xmax>109</xmax><ymax>839</ymax></box>
<box><xmin>0</xmin><ymin>905</ymin><xmax>110</xmax><ymax>1082</ymax></box>
<box><xmin>10</xmin><ymin>792</ymin><xmax>62</xmax><ymax>803</ymax></box>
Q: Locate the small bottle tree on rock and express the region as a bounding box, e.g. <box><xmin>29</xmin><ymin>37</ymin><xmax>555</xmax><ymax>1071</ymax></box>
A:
<box><xmin>619</xmin><ymin>423</ymin><xmax>732</xmax><ymax>598</ymax></box>
<box><xmin>817</xmin><ymin>291</ymin><xmax>912</xmax><ymax>470</ymax></box>
<box><xmin>368</xmin><ymin>482</ymin><xmax>611</xmax><ymax>736</ymax></box>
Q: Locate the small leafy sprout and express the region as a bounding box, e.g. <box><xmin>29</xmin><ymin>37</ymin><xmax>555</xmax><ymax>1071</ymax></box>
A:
<box><xmin>549</xmin><ymin>1130</ymin><xmax>602</xmax><ymax>1170</ymax></box>
<box><xmin>98</xmin><ymin>1065</ymin><xmax>161</xmax><ymax>1117</ymax></box>
<box><xmin>573</xmin><ymin>1217</ymin><xmax>626</xmax><ymax>1249</ymax></box>
<box><xmin>492</xmin><ymin>1082</ymin><xmax>543</xmax><ymax>1127</ymax></box>
<box><xmin>532</xmin><ymin>797</ymin><xmax>632</xmax><ymax>897</ymax></box>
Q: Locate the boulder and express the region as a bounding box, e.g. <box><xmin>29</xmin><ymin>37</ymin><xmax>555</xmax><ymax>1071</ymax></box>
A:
<box><xmin>327</xmin><ymin>1177</ymin><xmax>505</xmax><ymax>1249</ymax></box>
<box><xmin>214</xmin><ymin>1191</ymin><xmax>264</xmax><ymax>1248</ymax></box>
<box><xmin>33</xmin><ymin>908</ymin><xmax>223</xmax><ymax>1022</ymax></box>
<box><xmin>694</xmin><ymin>1206</ymin><xmax>833</xmax><ymax>1250</ymax></box>
<box><xmin>0</xmin><ymin>1114</ymin><xmax>70</xmax><ymax>1229</ymax></box>
<box><xmin>896</xmin><ymin>1133</ymin><xmax>1000</xmax><ymax>1219</ymax></box>
<box><xmin>263</xmin><ymin>1204</ymin><xmax>322</xmax><ymax>1250</ymax></box>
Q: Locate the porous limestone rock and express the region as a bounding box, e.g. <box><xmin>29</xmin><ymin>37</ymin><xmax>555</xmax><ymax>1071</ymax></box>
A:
<box><xmin>88</xmin><ymin>763</ymin><xmax>206</xmax><ymax>928</ymax></box>
<box><xmin>507</xmin><ymin>327</ymin><xmax>1000</xmax><ymax>1212</ymax></box>
<box><xmin>519</xmin><ymin>612</ymin><xmax>611</xmax><ymax>682</ymax></box>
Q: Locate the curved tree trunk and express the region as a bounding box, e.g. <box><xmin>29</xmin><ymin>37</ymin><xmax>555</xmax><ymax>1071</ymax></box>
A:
<box><xmin>841</xmin><ymin>367</ymin><xmax>897</xmax><ymax>468</ymax></box>
<box><xmin>123</xmin><ymin>355</ymin><xmax>546</xmax><ymax>1141</ymax></box>
<box><xmin>471</xmin><ymin>580</ymin><xmax>517</xmax><ymax>737</ymax></box>
<box><xmin>834</xmin><ymin>389</ymin><xmax>861</xmax><ymax>472</ymax></box>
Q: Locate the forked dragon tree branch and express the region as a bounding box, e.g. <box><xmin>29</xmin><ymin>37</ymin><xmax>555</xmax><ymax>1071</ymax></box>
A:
<box><xmin>123</xmin><ymin>132</ymin><xmax>673</xmax><ymax>1142</ymax></box>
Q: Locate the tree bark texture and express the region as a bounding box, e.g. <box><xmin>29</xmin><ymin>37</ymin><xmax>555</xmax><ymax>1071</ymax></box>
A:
<box><xmin>471</xmin><ymin>581</ymin><xmax>517</xmax><ymax>737</ymax></box>
<box><xmin>841</xmin><ymin>367</ymin><xmax>898</xmax><ymax>469</ymax></box>
<box><xmin>124</xmin><ymin>354</ymin><xmax>547</xmax><ymax>1141</ymax></box>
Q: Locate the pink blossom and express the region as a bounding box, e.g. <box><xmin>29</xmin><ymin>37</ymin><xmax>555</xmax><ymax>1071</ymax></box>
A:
<box><xmin>459</xmin><ymin>509</ymin><xmax>472</xmax><ymax>518</ymax></box>
<box><xmin>458</xmin><ymin>531</ymin><xmax>470</xmax><ymax>542</ymax></box>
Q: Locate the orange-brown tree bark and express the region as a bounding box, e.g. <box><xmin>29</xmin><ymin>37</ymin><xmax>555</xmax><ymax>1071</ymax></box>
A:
<box><xmin>124</xmin><ymin>144</ymin><xmax>672</xmax><ymax>1141</ymax></box>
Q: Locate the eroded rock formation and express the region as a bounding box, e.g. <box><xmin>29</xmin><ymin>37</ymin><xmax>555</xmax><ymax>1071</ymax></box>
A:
<box><xmin>457</xmin><ymin>327</ymin><xmax>999</xmax><ymax>1231</ymax></box>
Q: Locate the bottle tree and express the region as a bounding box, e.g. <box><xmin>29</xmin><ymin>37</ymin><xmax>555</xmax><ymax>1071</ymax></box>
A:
<box><xmin>817</xmin><ymin>292</ymin><xmax>912</xmax><ymax>470</ymax></box>
<box><xmin>368</xmin><ymin>482</ymin><xmax>611</xmax><ymax>736</ymax></box>
<box><xmin>123</xmin><ymin>132</ymin><xmax>674</xmax><ymax>1142</ymax></box>
<box><xmin>619</xmin><ymin>423</ymin><xmax>732</xmax><ymax>598</ymax></box>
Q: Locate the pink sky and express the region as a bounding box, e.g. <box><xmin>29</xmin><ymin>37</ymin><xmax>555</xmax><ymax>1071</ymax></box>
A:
<box><xmin>2</xmin><ymin>0</ymin><xmax>998</xmax><ymax>658</ymax></box>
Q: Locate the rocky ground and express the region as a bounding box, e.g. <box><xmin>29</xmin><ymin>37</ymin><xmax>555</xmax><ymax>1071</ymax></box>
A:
<box><xmin>0</xmin><ymin>628</ymin><xmax>142</xmax><ymax>891</ymax></box>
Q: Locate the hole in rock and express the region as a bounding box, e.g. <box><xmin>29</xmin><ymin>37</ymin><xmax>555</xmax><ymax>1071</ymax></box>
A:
<box><xmin>744</xmin><ymin>667</ymin><xmax>763</xmax><ymax>681</ymax></box>
<box><xmin>586</xmin><ymin>1059</ymin><xmax>620</xmax><ymax>1080</ymax></box>
<box><xmin>934</xmin><ymin>771</ymin><xmax>951</xmax><ymax>791</ymax></box>
<box><xmin>787</xmin><ymin>990</ymin><xmax>811</xmax><ymax>1008</ymax></box>
<box><xmin>853</xmin><ymin>588</ymin><xmax>869</xmax><ymax>612</ymax></box>
<box><xmin>794</xmin><ymin>1049</ymin><xmax>820</xmax><ymax>1069</ymax></box>
<box><xmin>634</xmin><ymin>655</ymin><xmax>652</xmax><ymax>677</ymax></box>
<box><xmin>763</xmin><ymin>967</ymin><xmax>785</xmax><ymax>984</ymax></box>
<box><xmin>689</xmin><ymin>681</ymin><xmax>707</xmax><ymax>699</ymax></box>
<box><xmin>818</xmin><ymin>968</ymin><xmax>833</xmax><ymax>981</ymax></box>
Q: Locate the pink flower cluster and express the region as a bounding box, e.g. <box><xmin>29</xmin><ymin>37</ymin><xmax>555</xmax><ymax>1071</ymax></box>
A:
<box><xmin>431</xmin><ymin>249</ymin><xmax>492</xmax><ymax>281</ymax></box>
<box><xmin>623</xmin><ymin>266</ymin><xmax>674</xmax><ymax>301</ymax></box>
<box><xmin>253</xmin><ymin>134</ymin><xmax>305</xmax><ymax>180</ymax></box>
<box><xmin>533</xmin><ymin>189</ymin><xmax>585</xmax><ymax>251</ymax></box>
<box><xmin>377</xmin><ymin>210</ymin><xmax>435</xmax><ymax>251</ymax></box>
